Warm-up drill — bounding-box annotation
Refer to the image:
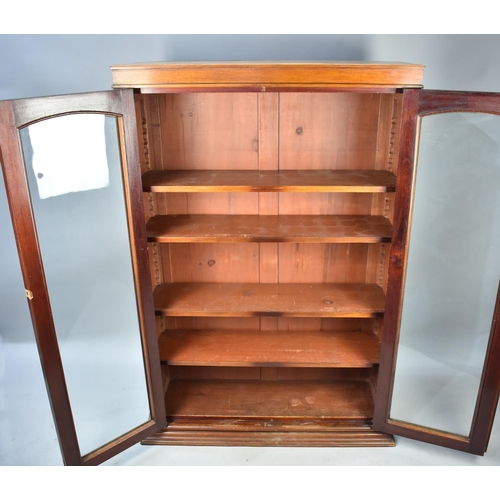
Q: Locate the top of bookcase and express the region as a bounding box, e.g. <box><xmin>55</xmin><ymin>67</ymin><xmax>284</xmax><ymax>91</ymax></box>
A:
<box><xmin>110</xmin><ymin>61</ymin><xmax>425</xmax><ymax>91</ymax></box>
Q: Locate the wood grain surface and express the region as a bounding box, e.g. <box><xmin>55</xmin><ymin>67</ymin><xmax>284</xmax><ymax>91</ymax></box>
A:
<box><xmin>159</xmin><ymin>329</ymin><xmax>380</xmax><ymax>367</ymax></box>
<box><xmin>142</xmin><ymin>169</ymin><xmax>397</xmax><ymax>192</ymax></box>
<box><xmin>164</xmin><ymin>379</ymin><xmax>375</xmax><ymax>419</ymax></box>
<box><xmin>154</xmin><ymin>282</ymin><xmax>385</xmax><ymax>317</ymax></box>
<box><xmin>146</xmin><ymin>214</ymin><xmax>392</xmax><ymax>243</ymax></box>
<box><xmin>111</xmin><ymin>61</ymin><xmax>424</xmax><ymax>90</ymax></box>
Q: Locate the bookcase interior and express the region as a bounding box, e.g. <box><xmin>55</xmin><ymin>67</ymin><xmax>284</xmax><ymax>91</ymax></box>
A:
<box><xmin>135</xmin><ymin>90</ymin><xmax>402</xmax><ymax>446</ymax></box>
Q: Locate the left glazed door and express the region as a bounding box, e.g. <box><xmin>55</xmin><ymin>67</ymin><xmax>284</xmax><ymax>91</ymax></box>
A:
<box><xmin>0</xmin><ymin>90</ymin><xmax>166</xmax><ymax>466</ymax></box>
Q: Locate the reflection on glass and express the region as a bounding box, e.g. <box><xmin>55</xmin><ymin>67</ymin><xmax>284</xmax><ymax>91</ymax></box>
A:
<box><xmin>390</xmin><ymin>113</ymin><xmax>500</xmax><ymax>437</ymax></box>
<box><xmin>20</xmin><ymin>115</ymin><xmax>150</xmax><ymax>457</ymax></box>
<box><xmin>28</xmin><ymin>115</ymin><xmax>109</xmax><ymax>199</ymax></box>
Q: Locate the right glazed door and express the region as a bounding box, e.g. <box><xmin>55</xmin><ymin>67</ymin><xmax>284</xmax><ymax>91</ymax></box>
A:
<box><xmin>374</xmin><ymin>89</ymin><xmax>500</xmax><ymax>455</ymax></box>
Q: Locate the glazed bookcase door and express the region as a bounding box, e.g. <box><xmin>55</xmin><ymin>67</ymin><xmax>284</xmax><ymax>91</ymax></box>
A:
<box><xmin>0</xmin><ymin>90</ymin><xmax>165</xmax><ymax>465</ymax></box>
<box><xmin>374</xmin><ymin>89</ymin><xmax>500</xmax><ymax>455</ymax></box>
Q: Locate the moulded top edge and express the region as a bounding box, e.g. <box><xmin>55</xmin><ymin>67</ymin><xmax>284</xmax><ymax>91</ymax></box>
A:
<box><xmin>110</xmin><ymin>61</ymin><xmax>424</xmax><ymax>68</ymax></box>
<box><xmin>110</xmin><ymin>61</ymin><xmax>425</xmax><ymax>89</ymax></box>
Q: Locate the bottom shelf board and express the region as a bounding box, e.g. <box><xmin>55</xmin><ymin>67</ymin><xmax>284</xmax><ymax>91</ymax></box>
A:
<box><xmin>144</xmin><ymin>379</ymin><xmax>395</xmax><ymax>447</ymax></box>
<box><xmin>165</xmin><ymin>378</ymin><xmax>374</xmax><ymax>420</ymax></box>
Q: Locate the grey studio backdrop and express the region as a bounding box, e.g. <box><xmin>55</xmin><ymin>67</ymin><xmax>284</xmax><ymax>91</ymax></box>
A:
<box><xmin>1</xmin><ymin>34</ymin><xmax>500</xmax><ymax>466</ymax></box>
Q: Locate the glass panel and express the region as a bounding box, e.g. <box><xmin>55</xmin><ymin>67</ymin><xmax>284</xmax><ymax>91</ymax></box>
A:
<box><xmin>391</xmin><ymin>112</ymin><xmax>500</xmax><ymax>437</ymax></box>
<box><xmin>19</xmin><ymin>114</ymin><xmax>150</xmax><ymax>457</ymax></box>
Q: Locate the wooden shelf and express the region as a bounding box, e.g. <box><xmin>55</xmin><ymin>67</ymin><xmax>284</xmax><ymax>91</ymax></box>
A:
<box><xmin>154</xmin><ymin>283</ymin><xmax>385</xmax><ymax>318</ymax></box>
<box><xmin>164</xmin><ymin>379</ymin><xmax>375</xmax><ymax>419</ymax></box>
<box><xmin>146</xmin><ymin>214</ymin><xmax>392</xmax><ymax>243</ymax></box>
<box><xmin>142</xmin><ymin>169</ymin><xmax>397</xmax><ymax>193</ymax></box>
<box><xmin>159</xmin><ymin>330</ymin><xmax>380</xmax><ymax>367</ymax></box>
<box><xmin>144</xmin><ymin>376</ymin><xmax>396</xmax><ymax>447</ymax></box>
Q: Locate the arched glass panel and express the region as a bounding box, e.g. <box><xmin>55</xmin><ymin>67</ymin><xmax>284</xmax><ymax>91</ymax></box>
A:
<box><xmin>390</xmin><ymin>112</ymin><xmax>500</xmax><ymax>437</ymax></box>
<box><xmin>19</xmin><ymin>114</ymin><xmax>150</xmax><ymax>456</ymax></box>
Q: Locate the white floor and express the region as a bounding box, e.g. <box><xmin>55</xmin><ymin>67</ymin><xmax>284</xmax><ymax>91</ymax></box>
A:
<box><xmin>1</xmin><ymin>340</ymin><xmax>500</xmax><ymax>468</ymax></box>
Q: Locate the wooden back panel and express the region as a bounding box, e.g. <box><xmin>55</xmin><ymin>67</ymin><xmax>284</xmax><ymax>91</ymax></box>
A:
<box><xmin>136</xmin><ymin>90</ymin><xmax>402</xmax><ymax>378</ymax></box>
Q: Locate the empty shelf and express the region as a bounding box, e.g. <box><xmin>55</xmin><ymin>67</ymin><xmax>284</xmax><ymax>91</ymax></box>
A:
<box><xmin>159</xmin><ymin>329</ymin><xmax>380</xmax><ymax>367</ymax></box>
<box><xmin>165</xmin><ymin>378</ymin><xmax>375</xmax><ymax>420</ymax></box>
<box><xmin>146</xmin><ymin>214</ymin><xmax>392</xmax><ymax>243</ymax></box>
<box><xmin>154</xmin><ymin>283</ymin><xmax>386</xmax><ymax>318</ymax></box>
<box><xmin>142</xmin><ymin>169</ymin><xmax>397</xmax><ymax>193</ymax></box>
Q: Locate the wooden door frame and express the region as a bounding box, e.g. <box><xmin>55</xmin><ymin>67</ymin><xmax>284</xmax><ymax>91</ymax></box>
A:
<box><xmin>373</xmin><ymin>89</ymin><xmax>500</xmax><ymax>455</ymax></box>
<box><xmin>0</xmin><ymin>90</ymin><xmax>166</xmax><ymax>465</ymax></box>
